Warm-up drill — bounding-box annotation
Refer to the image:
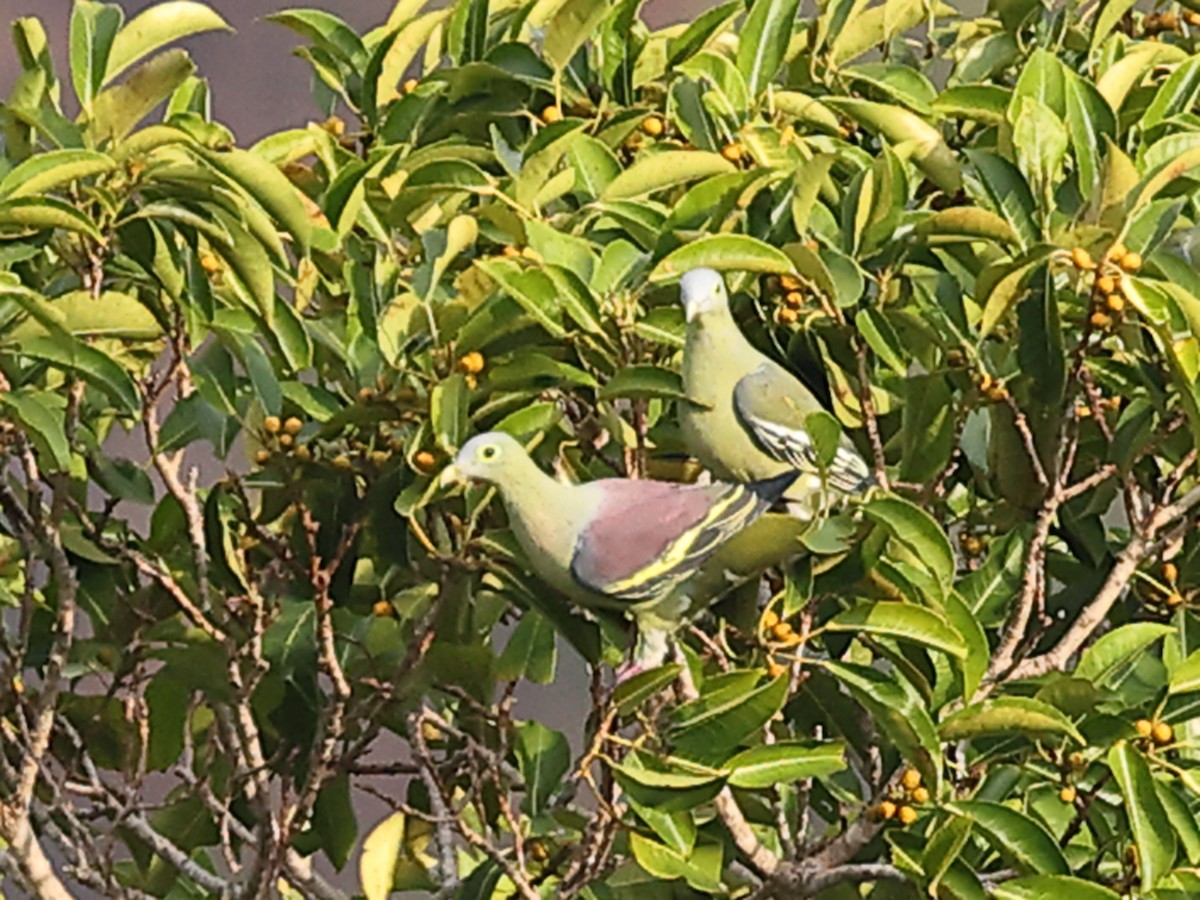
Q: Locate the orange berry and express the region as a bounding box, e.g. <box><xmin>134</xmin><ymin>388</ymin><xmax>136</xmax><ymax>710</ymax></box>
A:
<box><xmin>403</xmin><ymin>78</ymin><xmax>419</xmax><ymax>94</ymax></box>
<box><xmin>975</xmin><ymin>372</ymin><xmax>993</xmax><ymax>391</ymax></box>
<box><xmin>641</xmin><ymin>115</ymin><xmax>665</xmax><ymax>137</ymax></box>
<box><xmin>911</xmin><ymin>786</ymin><xmax>930</xmax><ymax>804</ymax></box>
<box><xmin>1152</xmin><ymin>721</ymin><xmax>1174</xmax><ymax>745</ymax></box>
<box><xmin>1105</xmin><ymin>294</ymin><xmax>1125</xmax><ymax>313</ymax></box>
<box><xmin>199</xmin><ymin>252</ymin><xmax>222</xmax><ymax>274</ymax></box>
<box><xmin>358</xmin><ymin>386</ymin><xmax>374</xmax><ymax>402</ymax></box>
<box><xmin>541</xmin><ymin>105</ymin><xmax>563</xmax><ymax>124</ymax></box>
<box><xmin>294</xmin><ymin>445</ymin><xmax>312</xmax><ymax>462</ymax></box>
<box><xmin>332</xmin><ymin>455</ymin><xmax>353</xmax><ymax>471</ymax></box>
<box><xmin>278</xmin><ymin>433</ymin><xmax>294</xmax><ymax>449</ymax></box>
<box><xmin>284</xmin><ymin>417</ymin><xmax>303</xmax><ymax>436</ymax></box>
<box><xmin>414</xmin><ymin>450</ymin><xmax>437</xmax><ymax>473</ymax></box>
<box><xmin>1096</xmin><ymin>274</ymin><xmax>1117</xmax><ymax>294</ymax></box>
<box><xmin>502</xmin><ymin>245</ymin><xmax>521</xmax><ymax>258</ymax></box>
<box><xmin>762</xmin><ymin>610</ymin><xmax>780</xmax><ymax>630</ymax></box>
<box><xmin>372</xmin><ymin>599</ymin><xmax>395</xmax><ymax>618</ymax></box>
<box><xmin>987</xmin><ymin>384</ymin><xmax>1009</xmax><ymax>403</ymax></box>
<box><xmin>1107</xmin><ymin>242</ymin><xmax>1127</xmax><ymax>262</ymax></box>
<box><xmin>457</xmin><ymin>351</ymin><xmax>485</xmax><ymax>375</ymax></box>
<box><xmin>898</xmin><ymin>805</ymin><xmax>918</xmax><ymax>825</ymax></box>
<box><xmin>775</xmin><ymin>307</ymin><xmax>799</xmax><ymax>325</ymax></box>
<box><xmin>783</xmin><ymin>290</ymin><xmax>804</xmax><ymax>308</ymax></box>
<box><xmin>877</xmin><ymin>801</ymin><xmax>897</xmax><ymax>820</ymax></box>
<box><xmin>1060</xmin><ymin>786</ymin><xmax>1077</xmax><ymax>803</ymax></box>
<box><xmin>321</xmin><ymin>116</ymin><xmax>345</xmax><ymax>137</ymax></box>
<box><xmin>721</xmin><ymin>142</ymin><xmax>744</xmax><ymax>162</ymax></box>
<box><xmin>767</xmin><ymin>660</ymin><xmax>787</xmax><ymax>679</ymax></box>
<box><xmin>901</xmin><ymin>769</ymin><xmax>922</xmax><ymax>791</ymax></box>
<box><xmin>264</xmin><ymin>416</ymin><xmax>282</xmax><ymax>434</ymax></box>
<box><xmin>370</xmin><ymin>450</ymin><xmax>389</xmax><ymax>467</ymax></box>
<box><xmin>254</xmin><ymin>449</ymin><xmax>270</xmax><ymax>465</ymax></box>
<box><xmin>529</xmin><ymin>840</ymin><xmax>549</xmax><ymax>862</ymax></box>
<box><xmin>1166</xmin><ymin>591</ymin><xmax>1185</xmax><ymax>608</ymax></box>
<box><xmin>1090</xmin><ymin>311</ymin><xmax>1112</xmax><ymax>329</ymax></box>
<box><xmin>1070</xmin><ymin>247</ymin><xmax>1095</xmax><ymax>270</ymax></box>
<box><xmin>1163</xmin><ymin>562</ymin><xmax>1179</xmax><ymax>583</ymax></box>
<box><xmin>1135</xmin><ymin>718</ymin><xmax>1154</xmax><ymax>738</ymax></box>
<box><xmin>780</xmin><ymin>274</ymin><xmax>802</xmax><ymax>291</ymax></box>
<box><xmin>1120</xmin><ymin>251</ymin><xmax>1143</xmax><ymax>272</ymax></box>
<box><xmin>771</xmin><ymin>622</ymin><xmax>794</xmax><ymax>641</ymax></box>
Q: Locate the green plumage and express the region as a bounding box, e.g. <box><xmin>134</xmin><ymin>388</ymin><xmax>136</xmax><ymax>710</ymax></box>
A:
<box><xmin>679</xmin><ymin>267</ymin><xmax>873</xmax><ymax>517</ymax></box>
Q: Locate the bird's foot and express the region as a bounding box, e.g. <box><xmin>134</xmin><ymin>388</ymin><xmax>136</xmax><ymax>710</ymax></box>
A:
<box><xmin>613</xmin><ymin>658</ymin><xmax>646</xmax><ymax>684</ymax></box>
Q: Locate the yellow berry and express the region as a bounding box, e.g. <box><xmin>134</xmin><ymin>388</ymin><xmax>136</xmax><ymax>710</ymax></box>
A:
<box><xmin>420</xmin><ymin>720</ymin><xmax>442</xmax><ymax>742</ymax></box>
<box><xmin>254</xmin><ymin>449</ymin><xmax>271</xmax><ymax>465</ymax></box>
<box><xmin>771</xmin><ymin>622</ymin><xmax>794</xmax><ymax>641</ymax></box>
<box><xmin>1068</xmin><ymin>751</ymin><xmax>1086</xmax><ymax>770</ymax></box>
<box><xmin>901</xmin><ymin>769</ymin><xmax>922</xmax><ymax>791</ymax></box>
<box><xmin>1060</xmin><ymin>786</ymin><xmax>1077</xmax><ymax>803</ymax></box>
<box><xmin>1096</xmin><ymin>275</ymin><xmax>1117</xmax><ymax>295</ymax></box>
<box><xmin>541</xmin><ymin>105</ymin><xmax>563</xmax><ymax>124</ymax></box>
<box><xmin>987</xmin><ymin>384</ymin><xmax>1009</xmax><ymax>403</ymax></box>
<box><xmin>372</xmin><ymin>599</ymin><xmax>395</xmax><ymax>618</ymax></box>
<box><xmin>1070</xmin><ymin>247</ymin><xmax>1095</xmax><ymax>270</ymax></box>
<box><xmin>898</xmin><ymin>805</ymin><xmax>918</xmax><ymax>825</ymax></box>
<box><xmin>529</xmin><ymin>840</ymin><xmax>549</xmax><ymax>862</ymax></box>
<box><xmin>1107</xmin><ymin>242</ymin><xmax>1127</xmax><ymax>262</ymax></box>
<box><xmin>1163</xmin><ymin>562</ymin><xmax>1179</xmax><ymax>583</ymax></box>
<box><xmin>767</xmin><ymin>660</ymin><xmax>787</xmax><ymax>679</ymax></box>
<box><xmin>780</xmin><ymin>124</ymin><xmax>796</xmax><ymax>145</ymax></box>
<box><xmin>199</xmin><ymin>252</ymin><xmax>222</xmax><ymax>274</ymax></box>
<box><xmin>783</xmin><ymin>290</ymin><xmax>804</xmax><ymax>308</ymax></box>
<box><xmin>294</xmin><ymin>444</ymin><xmax>312</xmax><ymax>462</ymax></box>
<box><xmin>264</xmin><ymin>416</ymin><xmax>282</xmax><ymax>434</ymax></box>
<box><xmin>278</xmin><ymin>433</ymin><xmax>294</xmax><ymax>449</ymax></box>
<box><xmin>976</xmin><ymin>372</ymin><xmax>993</xmax><ymax>391</ymax></box>
<box><xmin>1120</xmin><ymin>251</ymin><xmax>1143</xmax><ymax>272</ymax></box>
<box><xmin>762</xmin><ymin>610</ymin><xmax>780</xmax><ymax>630</ymax></box>
<box><xmin>403</xmin><ymin>78</ymin><xmax>419</xmax><ymax>94</ymax></box>
<box><xmin>1090</xmin><ymin>311</ymin><xmax>1112</xmax><ymax>329</ymax></box>
<box><xmin>721</xmin><ymin>142</ymin><xmax>744</xmax><ymax>162</ymax></box>
<box><xmin>1105</xmin><ymin>294</ymin><xmax>1125</xmax><ymax>313</ymax></box>
<box><xmin>877</xmin><ymin>801</ymin><xmax>897</xmax><ymax>820</ymax></box>
<box><xmin>457</xmin><ymin>351</ymin><xmax>485</xmax><ymax>375</ymax></box>
<box><xmin>641</xmin><ymin>115</ymin><xmax>665</xmax><ymax>137</ymax></box>
<box><xmin>332</xmin><ymin>455</ymin><xmax>353</xmax><ymax>471</ymax></box>
<box><xmin>1166</xmin><ymin>591</ymin><xmax>1185</xmax><ymax>608</ymax></box>
<box><xmin>321</xmin><ymin>115</ymin><xmax>345</xmax><ymax>137</ymax></box>
<box><xmin>780</xmin><ymin>274</ymin><xmax>802</xmax><ymax>291</ymax></box>
<box><xmin>911</xmin><ymin>786</ymin><xmax>930</xmax><ymax>804</ymax></box>
<box><xmin>1135</xmin><ymin>718</ymin><xmax>1154</xmax><ymax>738</ymax></box>
<box><xmin>1152</xmin><ymin>721</ymin><xmax>1174</xmax><ymax>745</ymax></box>
<box><xmin>284</xmin><ymin>417</ymin><xmax>303</xmax><ymax>436</ymax></box>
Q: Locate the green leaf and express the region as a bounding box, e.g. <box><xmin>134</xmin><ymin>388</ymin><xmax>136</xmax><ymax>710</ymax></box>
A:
<box><xmin>431</xmin><ymin>374</ymin><xmax>468</xmax><ymax>454</ymax></box>
<box><xmin>948</xmin><ymin>801</ymin><xmax>1068</xmax><ymax>875</ymax></box>
<box><xmin>71</xmin><ymin>0</ymin><xmax>123</xmax><ymax>110</ymax></box>
<box><xmin>992</xmin><ymin>876</ymin><xmax>1121</xmax><ymax>900</ymax></box>
<box><xmin>824</xmin><ymin>661</ymin><xmax>941</xmax><ymax>790</ymax></box>
<box><xmin>601</xmin><ymin>151</ymin><xmax>735</xmax><ymax>201</ymax></box>
<box><xmin>497</xmin><ymin>609</ymin><xmax>556</xmax><ymax>685</ymax></box>
<box><xmin>104</xmin><ymin>2</ymin><xmax>231</xmax><ymax>86</ymax></box>
<box><xmin>736</xmin><ymin>0</ymin><xmax>801</xmax><ymax>99</ymax></box>
<box><xmin>923</xmin><ymin>815</ymin><xmax>974</xmax><ymax>897</ymax></box>
<box><xmin>1010</xmin><ymin>96</ymin><xmax>1068</xmax><ymax>195</ymax></box>
<box><xmin>933</xmin><ymin>85</ymin><xmax>1010</xmax><ymax>125</ymax></box>
<box><xmin>198</xmin><ymin>148</ymin><xmax>313</xmax><ymax>253</ymax></box>
<box><xmin>1108</xmin><ymin>741</ymin><xmax>1177</xmax><ymax>891</ymax></box>
<box><xmin>614</xmin><ymin>664</ymin><xmax>684</xmax><ymax>715</ymax></box>
<box><xmin>863</xmin><ymin>494</ymin><xmax>954</xmax><ymax>587</ymax></box>
<box><xmin>1168</xmin><ymin>647</ymin><xmax>1200</xmax><ymax>694</ymax></box>
<box><xmin>543</xmin><ymin>0</ymin><xmax>610</xmax><ymax>71</ymax></box>
<box><xmin>725</xmin><ymin>740</ymin><xmax>846</xmax><ymax>788</ymax></box>
<box><xmin>19</xmin><ymin>335</ymin><xmax>140</xmax><ymax>415</ymax></box>
<box><xmin>964</xmin><ymin>149</ymin><xmax>1039</xmax><ymax>249</ymax></box>
<box><xmin>651</xmin><ymin>234</ymin><xmax>795</xmax><ymax>281</ymax></box>
<box><xmin>475</xmin><ymin>259</ymin><xmax>565</xmax><ymax>338</ymax></box>
<box><xmin>915</xmin><ymin>207</ymin><xmax>1017</xmax><ymax>246</ymax></box>
<box><xmin>89</xmin><ymin>49</ymin><xmax>196</xmax><ymax>143</ymax></box>
<box><xmin>265</xmin><ymin>9</ymin><xmax>364</xmax><ymax>66</ymax></box>
<box><xmin>945</xmin><ymin>592</ymin><xmax>988</xmax><ymax>701</ymax></box>
<box><xmin>90</xmin><ymin>455</ymin><xmax>155</xmax><ymax>505</ymax></box>
<box><xmin>670</xmin><ymin>675</ymin><xmax>788</xmax><ymax>761</ymax></box>
<box><xmin>629</xmin><ymin>834</ymin><xmax>722</xmax><ymax>893</ymax></box>
<box><xmin>1075</xmin><ymin>623</ymin><xmax>1174</xmax><ymax>685</ymax></box>
<box><xmin>515</xmin><ymin>722</ymin><xmax>570</xmax><ymax>814</ymax></box>
<box><xmin>600</xmin><ymin>365</ymin><xmax>687</xmax><ymax>401</ymax></box>
<box><xmin>7</xmin><ymin>290</ymin><xmax>159</xmax><ymax>341</ymax></box>
<box><xmin>0</xmin><ymin>390</ymin><xmax>70</xmax><ymax>470</ymax></box>
<box><xmin>1090</xmin><ymin>0</ymin><xmax>1138</xmax><ymax>53</ymax></box>
<box><xmin>827</xmin><ymin>601</ymin><xmax>967</xmax><ymax>658</ymax></box>
<box><xmin>855</xmin><ymin>308</ymin><xmax>907</xmax><ymax>375</ymax></box>
<box><xmin>0</xmin><ymin>197</ymin><xmax>103</xmax><ymax>240</ymax></box>
<box><xmin>825</xmin><ymin>97</ymin><xmax>962</xmax><ymax>193</ymax></box>
<box><xmin>1157</xmin><ymin>780</ymin><xmax>1200</xmax><ymax>865</ymax></box>
<box><xmin>145</xmin><ymin>674</ymin><xmax>187</xmax><ymax>771</ymax></box>
<box><xmin>0</xmin><ymin>149</ymin><xmax>116</xmax><ymax>199</ymax></box>
<box><xmin>313</xmin><ymin>774</ymin><xmax>356</xmax><ymax>871</ymax></box>
<box><xmin>1143</xmin><ymin>54</ymin><xmax>1200</xmax><ymax>132</ymax></box>
<box><xmin>628</xmin><ymin>801</ymin><xmax>696</xmax><ymax>858</ymax></box>
<box><xmin>978</xmin><ymin>245</ymin><xmax>1055</xmax><ymax>337</ymax></box>
<box><xmin>939</xmin><ymin>697</ymin><xmax>1084</xmax><ymax>743</ymax></box>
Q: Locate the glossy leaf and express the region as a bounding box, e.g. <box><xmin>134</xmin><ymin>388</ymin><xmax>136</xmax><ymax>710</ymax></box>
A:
<box><xmin>827</xmin><ymin>601</ymin><xmax>967</xmax><ymax>658</ymax></box>
<box><xmin>948</xmin><ymin>801</ymin><xmax>1068</xmax><ymax>875</ymax></box>
<box><xmin>725</xmin><ymin>741</ymin><xmax>846</xmax><ymax>788</ymax></box>
<box><xmin>939</xmin><ymin>697</ymin><xmax>1084</xmax><ymax>743</ymax></box>
<box><xmin>1109</xmin><ymin>741</ymin><xmax>1177</xmax><ymax>891</ymax></box>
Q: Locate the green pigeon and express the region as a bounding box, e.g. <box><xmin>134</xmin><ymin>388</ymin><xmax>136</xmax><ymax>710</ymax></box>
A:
<box><xmin>678</xmin><ymin>267</ymin><xmax>874</xmax><ymax>518</ymax></box>
<box><xmin>440</xmin><ymin>431</ymin><xmax>795</xmax><ymax>672</ymax></box>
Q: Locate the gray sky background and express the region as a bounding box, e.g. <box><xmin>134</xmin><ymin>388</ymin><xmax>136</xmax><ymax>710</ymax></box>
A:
<box><xmin>0</xmin><ymin>0</ymin><xmax>720</xmax><ymax>143</ymax></box>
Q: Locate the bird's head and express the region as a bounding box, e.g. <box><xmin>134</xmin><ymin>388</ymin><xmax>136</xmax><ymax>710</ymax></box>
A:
<box><xmin>439</xmin><ymin>431</ymin><xmax>526</xmax><ymax>487</ymax></box>
<box><xmin>679</xmin><ymin>267</ymin><xmax>729</xmax><ymax>323</ymax></box>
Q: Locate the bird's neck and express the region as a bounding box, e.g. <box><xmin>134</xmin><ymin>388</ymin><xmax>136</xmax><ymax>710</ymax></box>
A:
<box><xmin>494</xmin><ymin>457</ymin><xmax>581</xmax><ymax>560</ymax></box>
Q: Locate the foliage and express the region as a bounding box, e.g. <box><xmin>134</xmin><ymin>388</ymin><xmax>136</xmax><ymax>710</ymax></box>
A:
<box><xmin>2</xmin><ymin>0</ymin><xmax>1200</xmax><ymax>897</ymax></box>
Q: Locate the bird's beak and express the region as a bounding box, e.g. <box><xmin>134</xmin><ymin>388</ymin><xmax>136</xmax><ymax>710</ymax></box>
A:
<box><xmin>439</xmin><ymin>463</ymin><xmax>465</xmax><ymax>489</ymax></box>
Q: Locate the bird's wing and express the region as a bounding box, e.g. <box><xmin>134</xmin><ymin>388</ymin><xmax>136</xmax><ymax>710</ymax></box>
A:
<box><xmin>569</xmin><ymin>476</ymin><xmax>788</xmax><ymax>602</ymax></box>
<box><xmin>733</xmin><ymin>363</ymin><xmax>873</xmax><ymax>494</ymax></box>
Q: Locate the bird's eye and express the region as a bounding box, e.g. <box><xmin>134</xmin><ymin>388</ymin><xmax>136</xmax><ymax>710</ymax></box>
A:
<box><xmin>480</xmin><ymin>445</ymin><xmax>499</xmax><ymax>461</ymax></box>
